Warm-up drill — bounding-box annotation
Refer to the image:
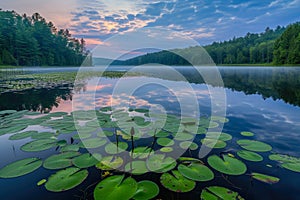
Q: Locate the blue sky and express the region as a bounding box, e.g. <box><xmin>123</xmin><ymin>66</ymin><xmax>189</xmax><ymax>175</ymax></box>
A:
<box><xmin>1</xmin><ymin>0</ymin><xmax>300</xmax><ymax>48</ymax></box>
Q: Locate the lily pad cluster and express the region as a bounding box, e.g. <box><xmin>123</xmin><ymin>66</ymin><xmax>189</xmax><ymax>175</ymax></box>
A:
<box><xmin>0</xmin><ymin>109</ymin><xmax>295</xmax><ymax>199</ymax></box>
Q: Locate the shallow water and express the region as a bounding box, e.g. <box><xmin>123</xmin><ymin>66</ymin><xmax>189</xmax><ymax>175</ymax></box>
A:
<box><xmin>0</xmin><ymin>67</ymin><xmax>300</xmax><ymax>200</ymax></box>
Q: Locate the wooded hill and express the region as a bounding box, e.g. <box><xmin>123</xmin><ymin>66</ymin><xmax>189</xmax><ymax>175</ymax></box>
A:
<box><xmin>109</xmin><ymin>22</ymin><xmax>300</xmax><ymax>66</ymax></box>
<box><xmin>0</xmin><ymin>10</ymin><xmax>88</xmax><ymax>66</ymax></box>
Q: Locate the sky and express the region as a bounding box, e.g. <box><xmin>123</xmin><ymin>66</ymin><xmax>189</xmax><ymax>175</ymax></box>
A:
<box><xmin>1</xmin><ymin>0</ymin><xmax>300</xmax><ymax>51</ymax></box>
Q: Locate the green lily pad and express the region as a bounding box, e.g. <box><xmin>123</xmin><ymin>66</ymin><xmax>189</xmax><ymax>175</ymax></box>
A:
<box><xmin>269</xmin><ymin>154</ymin><xmax>300</xmax><ymax>173</ymax></box>
<box><xmin>21</xmin><ymin>139</ymin><xmax>57</xmax><ymax>152</ymax></box>
<box><xmin>211</xmin><ymin>116</ymin><xmax>229</xmax><ymax>123</ymax></box>
<box><xmin>241</xmin><ymin>131</ymin><xmax>254</xmax><ymax>137</ymax></box>
<box><xmin>73</xmin><ymin>133</ymin><xmax>92</xmax><ymax>140</ymax></box>
<box><xmin>94</xmin><ymin>175</ymin><xmax>138</xmax><ymax>200</ymax></box>
<box><xmin>205</xmin><ymin>132</ymin><xmax>232</xmax><ymax>141</ymax></box>
<box><xmin>60</xmin><ymin>144</ymin><xmax>80</xmax><ymax>152</ymax></box>
<box><xmin>96</xmin><ymin>156</ymin><xmax>123</xmax><ymax>170</ymax></box>
<box><xmin>37</xmin><ymin>179</ymin><xmax>47</xmax><ymax>186</ymax></box>
<box><xmin>133</xmin><ymin>180</ymin><xmax>159</xmax><ymax>200</ymax></box>
<box><xmin>160</xmin><ymin>147</ymin><xmax>173</xmax><ymax>153</ymax></box>
<box><xmin>201</xmin><ymin>139</ymin><xmax>227</xmax><ymax>149</ymax></box>
<box><xmin>207</xmin><ymin>154</ymin><xmax>247</xmax><ymax>175</ymax></box>
<box><xmin>105</xmin><ymin>142</ymin><xmax>128</xmax><ymax>154</ymax></box>
<box><xmin>157</xmin><ymin>138</ymin><xmax>174</xmax><ymax>146</ymax></box>
<box><xmin>45</xmin><ymin>167</ymin><xmax>88</xmax><ymax>192</ymax></box>
<box><xmin>237</xmin><ymin>140</ymin><xmax>272</xmax><ymax>152</ymax></box>
<box><xmin>9</xmin><ymin>131</ymin><xmax>38</xmax><ymax>140</ymax></box>
<box><xmin>179</xmin><ymin>141</ymin><xmax>198</xmax><ymax>150</ymax></box>
<box><xmin>0</xmin><ymin>158</ymin><xmax>42</xmax><ymax>178</ymax></box>
<box><xmin>79</xmin><ymin>138</ymin><xmax>107</xmax><ymax>149</ymax></box>
<box><xmin>155</xmin><ymin>131</ymin><xmax>169</xmax><ymax>137</ymax></box>
<box><xmin>173</xmin><ymin>132</ymin><xmax>194</xmax><ymax>141</ymax></box>
<box><xmin>178</xmin><ymin>162</ymin><xmax>214</xmax><ymax>181</ymax></box>
<box><xmin>125</xmin><ymin>161</ymin><xmax>148</xmax><ymax>175</ymax></box>
<box><xmin>43</xmin><ymin>152</ymin><xmax>80</xmax><ymax>170</ymax></box>
<box><xmin>73</xmin><ymin>153</ymin><xmax>102</xmax><ymax>168</ymax></box>
<box><xmin>237</xmin><ymin>150</ymin><xmax>263</xmax><ymax>162</ymax></box>
<box><xmin>31</xmin><ymin>132</ymin><xmax>55</xmax><ymax>140</ymax></box>
<box><xmin>132</xmin><ymin>147</ymin><xmax>153</xmax><ymax>159</ymax></box>
<box><xmin>160</xmin><ymin>170</ymin><xmax>195</xmax><ymax>192</ymax></box>
<box><xmin>201</xmin><ymin>186</ymin><xmax>244</xmax><ymax>200</ymax></box>
<box><xmin>147</xmin><ymin>154</ymin><xmax>176</xmax><ymax>173</ymax></box>
<box><xmin>251</xmin><ymin>172</ymin><xmax>280</xmax><ymax>184</ymax></box>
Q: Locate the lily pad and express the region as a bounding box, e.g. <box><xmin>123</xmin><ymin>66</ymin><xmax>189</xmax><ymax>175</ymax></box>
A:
<box><xmin>201</xmin><ymin>186</ymin><xmax>244</xmax><ymax>200</ymax></box>
<box><xmin>9</xmin><ymin>131</ymin><xmax>38</xmax><ymax>140</ymax></box>
<box><xmin>133</xmin><ymin>180</ymin><xmax>159</xmax><ymax>200</ymax></box>
<box><xmin>21</xmin><ymin>139</ymin><xmax>57</xmax><ymax>152</ymax></box>
<box><xmin>251</xmin><ymin>172</ymin><xmax>280</xmax><ymax>184</ymax></box>
<box><xmin>237</xmin><ymin>140</ymin><xmax>272</xmax><ymax>152</ymax></box>
<box><xmin>237</xmin><ymin>150</ymin><xmax>263</xmax><ymax>162</ymax></box>
<box><xmin>43</xmin><ymin>152</ymin><xmax>80</xmax><ymax>170</ymax></box>
<box><xmin>37</xmin><ymin>179</ymin><xmax>47</xmax><ymax>186</ymax></box>
<box><xmin>79</xmin><ymin>138</ymin><xmax>107</xmax><ymax>149</ymax></box>
<box><xmin>173</xmin><ymin>132</ymin><xmax>194</xmax><ymax>141</ymax></box>
<box><xmin>241</xmin><ymin>131</ymin><xmax>254</xmax><ymax>137</ymax></box>
<box><xmin>157</xmin><ymin>138</ymin><xmax>174</xmax><ymax>146</ymax></box>
<box><xmin>96</xmin><ymin>156</ymin><xmax>123</xmax><ymax>170</ymax></box>
<box><xmin>269</xmin><ymin>154</ymin><xmax>300</xmax><ymax>173</ymax></box>
<box><xmin>0</xmin><ymin>158</ymin><xmax>42</xmax><ymax>178</ymax></box>
<box><xmin>179</xmin><ymin>141</ymin><xmax>198</xmax><ymax>150</ymax></box>
<box><xmin>160</xmin><ymin>147</ymin><xmax>173</xmax><ymax>153</ymax></box>
<box><xmin>105</xmin><ymin>142</ymin><xmax>128</xmax><ymax>154</ymax></box>
<box><xmin>125</xmin><ymin>161</ymin><xmax>148</xmax><ymax>175</ymax></box>
<box><xmin>73</xmin><ymin>153</ymin><xmax>101</xmax><ymax>168</ymax></box>
<box><xmin>31</xmin><ymin>132</ymin><xmax>55</xmax><ymax>140</ymax></box>
<box><xmin>205</xmin><ymin>132</ymin><xmax>232</xmax><ymax>141</ymax></box>
<box><xmin>207</xmin><ymin>154</ymin><xmax>247</xmax><ymax>175</ymax></box>
<box><xmin>60</xmin><ymin>144</ymin><xmax>80</xmax><ymax>152</ymax></box>
<box><xmin>178</xmin><ymin>162</ymin><xmax>214</xmax><ymax>181</ymax></box>
<box><xmin>201</xmin><ymin>139</ymin><xmax>227</xmax><ymax>149</ymax></box>
<box><xmin>94</xmin><ymin>175</ymin><xmax>137</xmax><ymax>200</ymax></box>
<box><xmin>132</xmin><ymin>147</ymin><xmax>153</xmax><ymax>159</ymax></box>
<box><xmin>160</xmin><ymin>170</ymin><xmax>195</xmax><ymax>192</ymax></box>
<box><xmin>147</xmin><ymin>154</ymin><xmax>176</xmax><ymax>173</ymax></box>
<box><xmin>45</xmin><ymin>167</ymin><xmax>88</xmax><ymax>192</ymax></box>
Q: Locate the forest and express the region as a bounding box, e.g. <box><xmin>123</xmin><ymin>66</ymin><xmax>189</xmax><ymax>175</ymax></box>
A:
<box><xmin>0</xmin><ymin>10</ymin><xmax>88</xmax><ymax>66</ymax></box>
<box><xmin>110</xmin><ymin>22</ymin><xmax>300</xmax><ymax>66</ymax></box>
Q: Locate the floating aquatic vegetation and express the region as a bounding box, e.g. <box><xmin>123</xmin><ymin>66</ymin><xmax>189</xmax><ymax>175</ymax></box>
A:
<box><xmin>179</xmin><ymin>141</ymin><xmax>198</xmax><ymax>150</ymax></box>
<box><xmin>160</xmin><ymin>170</ymin><xmax>196</xmax><ymax>192</ymax></box>
<box><xmin>9</xmin><ymin>131</ymin><xmax>38</xmax><ymax>140</ymax></box>
<box><xmin>45</xmin><ymin>167</ymin><xmax>88</xmax><ymax>192</ymax></box>
<box><xmin>146</xmin><ymin>154</ymin><xmax>177</xmax><ymax>173</ymax></box>
<box><xmin>21</xmin><ymin>139</ymin><xmax>58</xmax><ymax>152</ymax></box>
<box><xmin>125</xmin><ymin>161</ymin><xmax>148</xmax><ymax>175</ymax></box>
<box><xmin>237</xmin><ymin>139</ymin><xmax>272</xmax><ymax>152</ymax></box>
<box><xmin>79</xmin><ymin>138</ymin><xmax>107</xmax><ymax>149</ymax></box>
<box><xmin>96</xmin><ymin>156</ymin><xmax>123</xmax><ymax>170</ymax></box>
<box><xmin>178</xmin><ymin>162</ymin><xmax>214</xmax><ymax>181</ymax></box>
<box><xmin>201</xmin><ymin>139</ymin><xmax>227</xmax><ymax>149</ymax></box>
<box><xmin>157</xmin><ymin>137</ymin><xmax>174</xmax><ymax>146</ymax></box>
<box><xmin>240</xmin><ymin>131</ymin><xmax>254</xmax><ymax>137</ymax></box>
<box><xmin>207</xmin><ymin>154</ymin><xmax>247</xmax><ymax>175</ymax></box>
<box><xmin>269</xmin><ymin>154</ymin><xmax>300</xmax><ymax>173</ymax></box>
<box><xmin>94</xmin><ymin>175</ymin><xmax>137</xmax><ymax>200</ymax></box>
<box><xmin>72</xmin><ymin>153</ymin><xmax>101</xmax><ymax>168</ymax></box>
<box><xmin>37</xmin><ymin>179</ymin><xmax>47</xmax><ymax>186</ymax></box>
<box><xmin>132</xmin><ymin>180</ymin><xmax>159</xmax><ymax>200</ymax></box>
<box><xmin>205</xmin><ymin>132</ymin><xmax>232</xmax><ymax>141</ymax></box>
<box><xmin>251</xmin><ymin>172</ymin><xmax>280</xmax><ymax>184</ymax></box>
<box><xmin>237</xmin><ymin>150</ymin><xmax>263</xmax><ymax>162</ymax></box>
<box><xmin>201</xmin><ymin>186</ymin><xmax>244</xmax><ymax>200</ymax></box>
<box><xmin>0</xmin><ymin>157</ymin><xmax>42</xmax><ymax>178</ymax></box>
<box><xmin>105</xmin><ymin>142</ymin><xmax>128</xmax><ymax>154</ymax></box>
<box><xmin>43</xmin><ymin>152</ymin><xmax>80</xmax><ymax>170</ymax></box>
<box><xmin>160</xmin><ymin>147</ymin><xmax>173</xmax><ymax>153</ymax></box>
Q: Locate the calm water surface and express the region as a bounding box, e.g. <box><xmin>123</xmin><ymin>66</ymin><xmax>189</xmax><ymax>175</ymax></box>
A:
<box><xmin>0</xmin><ymin>66</ymin><xmax>300</xmax><ymax>200</ymax></box>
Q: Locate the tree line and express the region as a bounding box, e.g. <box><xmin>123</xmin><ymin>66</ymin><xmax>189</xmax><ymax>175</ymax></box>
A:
<box><xmin>0</xmin><ymin>10</ymin><xmax>88</xmax><ymax>66</ymax></box>
<box><xmin>110</xmin><ymin>22</ymin><xmax>300</xmax><ymax>65</ymax></box>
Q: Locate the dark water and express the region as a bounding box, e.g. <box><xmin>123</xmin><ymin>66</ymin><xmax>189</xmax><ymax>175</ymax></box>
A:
<box><xmin>0</xmin><ymin>67</ymin><xmax>300</xmax><ymax>200</ymax></box>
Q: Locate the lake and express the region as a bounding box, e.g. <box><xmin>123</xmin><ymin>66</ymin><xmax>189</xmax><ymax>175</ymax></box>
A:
<box><xmin>0</xmin><ymin>66</ymin><xmax>300</xmax><ymax>200</ymax></box>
